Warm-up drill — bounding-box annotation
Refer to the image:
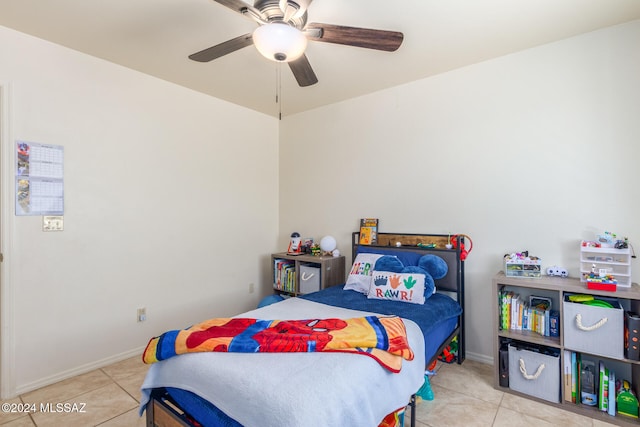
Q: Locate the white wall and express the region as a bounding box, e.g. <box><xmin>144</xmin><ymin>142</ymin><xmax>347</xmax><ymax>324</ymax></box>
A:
<box><xmin>279</xmin><ymin>20</ymin><xmax>640</xmax><ymax>362</ymax></box>
<box><xmin>1</xmin><ymin>18</ymin><xmax>638</xmax><ymax>398</ymax></box>
<box><xmin>0</xmin><ymin>26</ymin><xmax>279</xmax><ymax>396</ymax></box>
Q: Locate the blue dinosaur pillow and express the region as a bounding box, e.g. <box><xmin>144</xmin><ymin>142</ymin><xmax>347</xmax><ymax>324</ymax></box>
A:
<box><xmin>367</xmin><ymin>271</ymin><xmax>426</xmax><ymax>305</ymax></box>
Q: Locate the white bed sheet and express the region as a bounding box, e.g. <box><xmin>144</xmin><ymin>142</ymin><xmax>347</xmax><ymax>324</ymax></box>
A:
<box><xmin>139</xmin><ymin>297</ymin><xmax>425</xmax><ymax>427</ymax></box>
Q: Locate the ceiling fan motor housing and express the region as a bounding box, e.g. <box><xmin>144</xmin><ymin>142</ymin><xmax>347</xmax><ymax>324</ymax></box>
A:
<box><xmin>254</xmin><ymin>0</ymin><xmax>309</xmax><ymax>28</ymax></box>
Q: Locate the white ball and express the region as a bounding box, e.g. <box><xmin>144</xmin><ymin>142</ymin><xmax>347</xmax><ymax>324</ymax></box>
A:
<box><xmin>320</xmin><ymin>235</ymin><xmax>337</xmax><ymax>252</ymax></box>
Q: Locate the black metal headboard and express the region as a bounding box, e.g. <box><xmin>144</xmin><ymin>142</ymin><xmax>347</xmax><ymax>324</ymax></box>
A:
<box><xmin>352</xmin><ymin>231</ymin><xmax>466</xmax><ymax>363</ymax></box>
<box><xmin>351</xmin><ymin>232</ymin><xmax>465</xmax><ymax>293</ymax></box>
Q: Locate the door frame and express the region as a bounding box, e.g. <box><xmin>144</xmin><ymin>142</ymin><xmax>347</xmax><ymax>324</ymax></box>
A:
<box><xmin>0</xmin><ymin>82</ymin><xmax>16</xmax><ymax>399</ymax></box>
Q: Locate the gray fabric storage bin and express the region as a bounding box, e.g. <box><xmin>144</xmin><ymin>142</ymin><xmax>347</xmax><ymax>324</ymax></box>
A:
<box><xmin>563</xmin><ymin>296</ymin><xmax>624</xmax><ymax>359</ymax></box>
<box><xmin>299</xmin><ymin>264</ymin><xmax>320</xmax><ymax>294</ymax></box>
<box><xmin>508</xmin><ymin>344</ymin><xmax>560</xmax><ymax>403</ymax></box>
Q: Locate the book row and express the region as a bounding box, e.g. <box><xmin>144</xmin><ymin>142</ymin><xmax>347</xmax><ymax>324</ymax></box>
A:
<box><xmin>273</xmin><ymin>259</ymin><xmax>296</xmax><ymax>293</ymax></box>
<box><xmin>499</xmin><ymin>290</ymin><xmax>559</xmax><ymax>337</ymax></box>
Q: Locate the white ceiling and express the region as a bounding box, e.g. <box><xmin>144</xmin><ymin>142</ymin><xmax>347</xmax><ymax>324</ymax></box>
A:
<box><xmin>1</xmin><ymin>0</ymin><xmax>639</xmax><ymax>117</ymax></box>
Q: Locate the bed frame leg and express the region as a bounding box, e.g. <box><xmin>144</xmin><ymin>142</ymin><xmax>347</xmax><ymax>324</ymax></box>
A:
<box><xmin>408</xmin><ymin>394</ymin><xmax>416</xmax><ymax>427</ymax></box>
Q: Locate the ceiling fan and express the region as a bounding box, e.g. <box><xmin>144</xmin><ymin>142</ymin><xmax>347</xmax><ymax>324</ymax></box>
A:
<box><xmin>189</xmin><ymin>0</ymin><xmax>404</xmax><ymax>87</ymax></box>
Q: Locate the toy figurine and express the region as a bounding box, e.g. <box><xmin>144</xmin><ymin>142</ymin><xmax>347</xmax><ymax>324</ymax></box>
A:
<box><xmin>288</xmin><ymin>232</ymin><xmax>302</xmax><ymax>254</ymax></box>
<box><xmin>311</xmin><ymin>243</ymin><xmax>321</xmax><ymax>256</ymax></box>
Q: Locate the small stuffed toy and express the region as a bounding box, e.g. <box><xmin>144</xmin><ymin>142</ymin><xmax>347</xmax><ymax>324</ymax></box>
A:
<box><xmin>370</xmin><ymin>254</ymin><xmax>448</xmax><ymax>303</ymax></box>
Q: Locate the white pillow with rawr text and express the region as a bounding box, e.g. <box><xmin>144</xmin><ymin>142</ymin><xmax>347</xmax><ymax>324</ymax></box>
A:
<box><xmin>367</xmin><ymin>271</ymin><xmax>426</xmax><ymax>305</ymax></box>
<box><xmin>343</xmin><ymin>253</ymin><xmax>383</xmax><ymax>294</ymax></box>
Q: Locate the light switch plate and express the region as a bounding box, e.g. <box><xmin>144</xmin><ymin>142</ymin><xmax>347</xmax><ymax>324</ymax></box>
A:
<box><xmin>43</xmin><ymin>215</ymin><xmax>64</xmax><ymax>231</ymax></box>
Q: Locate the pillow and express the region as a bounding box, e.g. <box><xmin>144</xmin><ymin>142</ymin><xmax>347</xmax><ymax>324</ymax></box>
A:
<box><xmin>367</xmin><ymin>271</ymin><xmax>426</xmax><ymax>305</ymax></box>
<box><xmin>376</xmin><ymin>255</ymin><xmax>436</xmax><ymax>297</ymax></box>
<box><xmin>403</xmin><ymin>265</ymin><xmax>436</xmax><ymax>296</ymax></box>
<box><xmin>374</xmin><ymin>255</ymin><xmax>403</xmax><ymax>272</ymax></box>
<box><xmin>418</xmin><ymin>254</ymin><xmax>448</xmax><ymax>280</ymax></box>
<box><xmin>344</xmin><ymin>253</ymin><xmax>383</xmax><ymax>294</ymax></box>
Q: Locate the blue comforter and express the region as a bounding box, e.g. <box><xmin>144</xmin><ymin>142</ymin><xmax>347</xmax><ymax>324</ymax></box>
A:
<box><xmin>301</xmin><ymin>285</ymin><xmax>462</xmax><ymax>337</ymax></box>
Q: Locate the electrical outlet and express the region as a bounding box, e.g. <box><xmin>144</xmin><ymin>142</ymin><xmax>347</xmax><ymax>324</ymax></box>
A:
<box><xmin>137</xmin><ymin>307</ymin><xmax>146</xmax><ymax>322</ymax></box>
<box><xmin>43</xmin><ymin>215</ymin><xmax>64</xmax><ymax>231</ymax></box>
<box><xmin>249</xmin><ymin>283</ymin><xmax>255</xmax><ymax>294</ymax></box>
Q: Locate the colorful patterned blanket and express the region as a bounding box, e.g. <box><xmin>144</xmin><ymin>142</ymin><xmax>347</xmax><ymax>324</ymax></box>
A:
<box><xmin>143</xmin><ymin>315</ymin><xmax>414</xmax><ymax>372</ymax></box>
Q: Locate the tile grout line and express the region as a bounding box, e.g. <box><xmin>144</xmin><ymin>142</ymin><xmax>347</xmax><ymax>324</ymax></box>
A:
<box><xmin>91</xmin><ymin>367</ymin><xmax>143</xmax><ymax>426</ymax></box>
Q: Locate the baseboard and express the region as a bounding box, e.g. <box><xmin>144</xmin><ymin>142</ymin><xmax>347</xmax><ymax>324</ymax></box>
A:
<box><xmin>14</xmin><ymin>346</ymin><xmax>146</xmax><ymax>397</ymax></box>
<box><xmin>464</xmin><ymin>350</ymin><xmax>494</xmax><ymax>366</ymax></box>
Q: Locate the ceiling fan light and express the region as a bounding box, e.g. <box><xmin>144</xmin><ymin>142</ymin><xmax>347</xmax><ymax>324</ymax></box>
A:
<box><xmin>252</xmin><ymin>22</ymin><xmax>307</xmax><ymax>62</ymax></box>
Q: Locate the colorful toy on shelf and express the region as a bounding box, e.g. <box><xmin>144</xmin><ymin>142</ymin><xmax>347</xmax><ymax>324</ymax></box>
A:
<box><xmin>582</xmin><ymin>240</ymin><xmax>601</xmax><ymax>248</ymax></box>
<box><xmin>310</xmin><ymin>243</ymin><xmax>321</xmax><ymax>256</ymax></box>
<box><xmin>417</xmin><ymin>243</ymin><xmax>436</xmax><ymax>249</ymax></box>
<box><xmin>504</xmin><ymin>251</ymin><xmax>542</xmax><ymax>278</ymax></box>
<box><xmin>598</xmin><ymin>231</ymin><xmax>618</xmax><ymax>248</ymax></box>
<box><xmin>591</xmin><ymin>230</ymin><xmax>630</xmax><ymax>250</ymax></box>
<box><xmin>584</xmin><ymin>264</ymin><xmax>616</xmax><ymax>283</ymax></box>
<box><xmin>546</xmin><ymin>265</ymin><xmax>568</xmax><ymax>277</ymax></box>
<box><xmin>584</xmin><ymin>263</ymin><xmax>617</xmax><ymax>291</ymax></box>
<box><xmin>617</xmin><ymin>379</ymin><xmax>639</xmax><ymax>418</ymax></box>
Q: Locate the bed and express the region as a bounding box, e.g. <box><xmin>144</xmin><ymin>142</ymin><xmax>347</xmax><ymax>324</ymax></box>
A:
<box><xmin>140</xmin><ymin>232</ymin><xmax>466</xmax><ymax>427</ymax></box>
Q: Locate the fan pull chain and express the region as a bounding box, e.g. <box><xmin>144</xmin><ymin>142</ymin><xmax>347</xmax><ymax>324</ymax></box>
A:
<box><xmin>276</xmin><ymin>63</ymin><xmax>282</xmax><ymax>120</ymax></box>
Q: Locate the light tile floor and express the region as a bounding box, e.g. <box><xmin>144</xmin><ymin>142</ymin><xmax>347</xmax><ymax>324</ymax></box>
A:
<box><xmin>0</xmin><ymin>357</ymin><xmax>622</xmax><ymax>426</ymax></box>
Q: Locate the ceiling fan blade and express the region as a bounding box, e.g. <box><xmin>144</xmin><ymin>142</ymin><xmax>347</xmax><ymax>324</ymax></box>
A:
<box><xmin>288</xmin><ymin>55</ymin><xmax>318</xmax><ymax>87</ymax></box>
<box><xmin>189</xmin><ymin>34</ymin><xmax>253</xmax><ymax>62</ymax></box>
<box><xmin>305</xmin><ymin>23</ymin><xmax>403</xmax><ymax>52</ymax></box>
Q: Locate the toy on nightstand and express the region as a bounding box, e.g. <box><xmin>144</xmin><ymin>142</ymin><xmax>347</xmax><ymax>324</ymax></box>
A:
<box><xmin>287</xmin><ymin>232</ymin><xmax>302</xmax><ymax>254</ymax></box>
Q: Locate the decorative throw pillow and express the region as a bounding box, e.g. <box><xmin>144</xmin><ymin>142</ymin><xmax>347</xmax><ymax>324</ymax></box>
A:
<box><xmin>344</xmin><ymin>253</ymin><xmax>383</xmax><ymax>294</ymax></box>
<box><xmin>367</xmin><ymin>271</ymin><xmax>426</xmax><ymax>305</ymax></box>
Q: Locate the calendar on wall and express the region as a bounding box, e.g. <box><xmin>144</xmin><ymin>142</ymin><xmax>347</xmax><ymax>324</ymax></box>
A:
<box><xmin>15</xmin><ymin>141</ymin><xmax>64</xmax><ymax>216</ymax></box>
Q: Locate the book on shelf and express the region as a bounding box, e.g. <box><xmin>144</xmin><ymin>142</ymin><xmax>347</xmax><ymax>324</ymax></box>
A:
<box><xmin>563</xmin><ymin>350</ymin><xmax>573</xmax><ymax>403</ymax></box>
<box><xmin>359</xmin><ymin>218</ymin><xmax>379</xmax><ymax>245</ymax></box>
<box><xmin>598</xmin><ymin>361</ymin><xmax>609</xmax><ymax>413</ymax></box>
<box><xmin>608</xmin><ymin>369</ymin><xmax>616</xmax><ymax>416</ymax></box>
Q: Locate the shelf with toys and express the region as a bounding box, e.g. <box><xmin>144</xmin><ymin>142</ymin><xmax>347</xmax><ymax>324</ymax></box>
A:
<box><xmin>494</xmin><ymin>231</ymin><xmax>640</xmax><ymax>425</ymax></box>
<box><xmin>493</xmin><ymin>272</ymin><xmax>640</xmax><ymax>426</ymax></box>
<box><xmin>581</xmin><ymin>237</ymin><xmax>632</xmax><ymax>289</ymax></box>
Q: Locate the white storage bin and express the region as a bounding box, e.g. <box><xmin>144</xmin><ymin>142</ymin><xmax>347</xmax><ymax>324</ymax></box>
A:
<box><xmin>563</xmin><ymin>295</ymin><xmax>624</xmax><ymax>359</ymax></box>
<box><xmin>299</xmin><ymin>264</ymin><xmax>320</xmax><ymax>294</ymax></box>
<box><xmin>508</xmin><ymin>344</ymin><xmax>560</xmax><ymax>403</ymax></box>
